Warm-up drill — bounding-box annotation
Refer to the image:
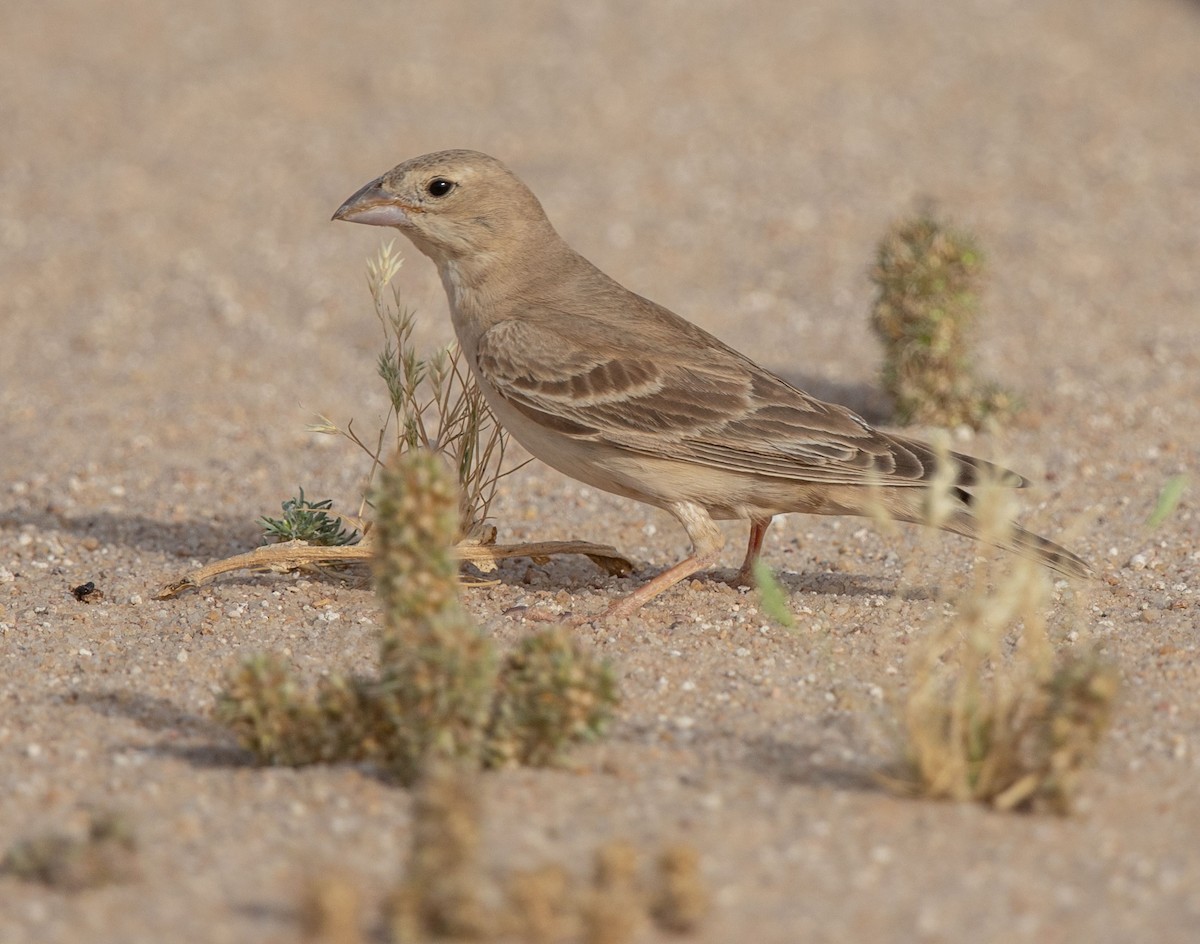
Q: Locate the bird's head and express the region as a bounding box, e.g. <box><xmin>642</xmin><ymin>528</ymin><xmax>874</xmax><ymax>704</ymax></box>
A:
<box><xmin>332</xmin><ymin>149</ymin><xmax>553</xmax><ymax>266</ymax></box>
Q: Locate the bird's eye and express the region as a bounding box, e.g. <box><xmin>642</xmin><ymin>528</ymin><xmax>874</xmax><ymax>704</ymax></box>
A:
<box><xmin>426</xmin><ymin>177</ymin><xmax>455</xmax><ymax>198</ymax></box>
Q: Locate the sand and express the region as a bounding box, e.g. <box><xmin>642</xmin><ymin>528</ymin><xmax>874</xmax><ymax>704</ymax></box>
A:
<box><xmin>2</xmin><ymin>1</ymin><xmax>1198</xmax><ymax>940</ymax></box>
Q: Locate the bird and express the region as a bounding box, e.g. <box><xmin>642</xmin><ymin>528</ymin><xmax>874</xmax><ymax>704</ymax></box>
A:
<box><xmin>332</xmin><ymin>149</ymin><xmax>1092</xmax><ymax>620</ymax></box>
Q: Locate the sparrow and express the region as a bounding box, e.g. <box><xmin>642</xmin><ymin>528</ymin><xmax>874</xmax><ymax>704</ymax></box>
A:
<box><xmin>333</xmin><ymin>149</ymin><xmax>1091</xmax><ymax>620</ymax></box>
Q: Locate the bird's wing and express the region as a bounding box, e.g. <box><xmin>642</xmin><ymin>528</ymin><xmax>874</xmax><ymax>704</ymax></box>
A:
<box><xmin>475</xmin><ymin>317</ymin><xmax>995</xmax><ymax>488</ymax></box>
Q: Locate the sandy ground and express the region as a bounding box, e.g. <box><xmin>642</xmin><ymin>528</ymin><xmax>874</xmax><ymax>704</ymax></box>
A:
<box><xmin>2</xmin><ymin>0</ymin><xmax>1199</xmax><ymax>940</ymax></box>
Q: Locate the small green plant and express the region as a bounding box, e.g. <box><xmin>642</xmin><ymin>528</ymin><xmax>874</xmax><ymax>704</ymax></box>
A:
<box><xmin>261</xmin><ymin>488</ymin><xmax>360</xmax><ymax>546</ymax></box>
<box><xmin>870</xmin><ymin>212</ymin><xmax>1013</xmax><ymax>429</ymax></box>
<box><xmin>216</xmin><ymin>450</ymin><xmax>618</xmax><ymax>785</ymax></box>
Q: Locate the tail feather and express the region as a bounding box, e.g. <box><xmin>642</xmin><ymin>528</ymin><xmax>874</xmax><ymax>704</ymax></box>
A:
<box><xmin>939</xmin><ymin>509</ymin><xmax>1093</xmax><ymax>580</ymax></box>
<box><xmin>947</xmin><ymin>450</ymin><xmax>1027</xmax><ymax>489</ymax></box>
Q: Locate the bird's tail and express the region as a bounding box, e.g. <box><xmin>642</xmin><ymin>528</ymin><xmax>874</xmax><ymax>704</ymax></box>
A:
<box><xmin>936</xmin><ymin>508</ymin><xmax>1093</xmax><ymax>580</ymax></box>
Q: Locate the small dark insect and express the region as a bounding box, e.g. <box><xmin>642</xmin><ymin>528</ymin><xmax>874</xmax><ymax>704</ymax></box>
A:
<box><xmin>71</xmin><ymin>581</ymin><xmax>105</xmax><ymax>604</ymax></box>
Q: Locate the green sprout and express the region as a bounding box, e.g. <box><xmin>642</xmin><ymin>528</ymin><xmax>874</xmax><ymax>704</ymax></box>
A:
<box><xmin>260</xmin><ymin>488</ymin><xmax>360</xmax><ymax>546</ymax></box>
<box><xmin>1146</xmin><ymin>474</ymin><xmax>1188</xmax><ymax>531</ymax></box>
<box><xmin>751</xmin><ymin>559</ymin><xmax>795</xmax><ymax>630</ymax></box>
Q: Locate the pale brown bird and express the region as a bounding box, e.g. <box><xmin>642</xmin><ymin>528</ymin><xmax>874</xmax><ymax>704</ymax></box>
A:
<box><xmin>333</xmin><ymin>150</ymin><xmax>1091</xmax><ymax>620</ymax></box>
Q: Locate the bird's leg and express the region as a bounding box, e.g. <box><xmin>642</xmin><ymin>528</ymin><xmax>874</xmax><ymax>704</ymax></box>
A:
<box><xmin>732</xmin><ymin>517</ymin><xmax>773</xmax><ymax>588</ymax></box>
<box><xmin>585</xmin><ymin>502</ymin><xmax>725</xmax><ymax>622</ymax></box>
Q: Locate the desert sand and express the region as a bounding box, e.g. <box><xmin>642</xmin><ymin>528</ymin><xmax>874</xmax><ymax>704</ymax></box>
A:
<box><xmin>2</xmin><ymin>1</ymin><xmax>1198</xmax><ymax>941</ymax></box>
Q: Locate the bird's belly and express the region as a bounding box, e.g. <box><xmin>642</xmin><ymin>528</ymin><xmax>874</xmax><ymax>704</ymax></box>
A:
<box><xmin>487</xmin><ymin>408</ymin><xmax>803</xmax><ymax>519</ymax></box>
<box><xmin>484</xmin><ymin>395</ymin><xmax>664</xmax><ymax>504</ymax></box>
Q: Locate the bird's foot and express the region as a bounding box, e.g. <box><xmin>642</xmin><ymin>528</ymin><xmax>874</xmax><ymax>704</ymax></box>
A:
<box><xmin>728</xmin><ymin>565</ymin><xmax>756</xmax><ymax>589</ymax></box>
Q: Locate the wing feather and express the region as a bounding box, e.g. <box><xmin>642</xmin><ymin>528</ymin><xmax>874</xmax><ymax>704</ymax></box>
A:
<box><xmin>475</xmin><ymin>316</ymin><xmax>1018</xmax><ymax>489</ymax></box>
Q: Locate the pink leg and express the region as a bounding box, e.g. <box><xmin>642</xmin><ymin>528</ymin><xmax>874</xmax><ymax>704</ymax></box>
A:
<box><xmin>572</xmin><ymin>501</ymin><xmax>726</xmax><ymax>624</ymax></box>
<box><xmin>733</xmin><ymin>517</ymin><xmax>772</xmax><ymax>588</ymax></box>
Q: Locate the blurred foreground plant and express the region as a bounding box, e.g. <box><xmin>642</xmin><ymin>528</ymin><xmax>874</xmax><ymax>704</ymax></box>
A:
<box><xmin>386</xmin><ymin>764</ymin><xmax>710</xmax><ymax>943</ymax></box>
<box><xmin>888</xmin><ymin>465</ymin><xmax>1116</xmax><ymax>814</ymax></box>
<box><xmin>2</xmin><ymin>810</ymin><xmax>138</xmax><ymax>891</ymax></box>
<box><xmin>870</xmin><ymin>212</ymin><xmax>1014</xmax><ymax>429</ymax></box>
<box><xmin>217</xmin><ymin>450</ymin><xmax>617</xmax><ymax>785</ymax></box>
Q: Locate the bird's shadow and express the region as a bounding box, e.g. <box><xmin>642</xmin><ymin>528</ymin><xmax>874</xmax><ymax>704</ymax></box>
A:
<box><xmin>743</xmin><ymin>732</ymin><xmax>885</xmax><ymax>794</ymax></box>
<box><xmin>769</xmin><ymin>568</ymin><xmax>939</xmax><ymax>602</ymax></box>
<box><xmin>0</xmin><ymin>506</ymin><xmax>262</xmax><ymax>562</ymax></box>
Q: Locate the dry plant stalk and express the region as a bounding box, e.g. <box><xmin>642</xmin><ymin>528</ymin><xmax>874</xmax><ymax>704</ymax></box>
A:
<box><xmin>891</xmin><ymin>461</ymin><xmax>1117</xmax><ymax>813</ymax></box>
<box><xmin>316</xmin><ymin>239</ymin><xmax>517</xmax><ymax>541</ymax></box>
<box><xmin>870</xmin><ymin>212</ymin><xmax>1014</xmax><ymax>429</ymax></box>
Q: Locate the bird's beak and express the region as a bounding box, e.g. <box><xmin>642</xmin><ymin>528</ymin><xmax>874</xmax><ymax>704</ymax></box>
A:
<box><xmin>331</xmin><ymin>178</ymin><xmax>412</xmax><ymax>227</ymax></box>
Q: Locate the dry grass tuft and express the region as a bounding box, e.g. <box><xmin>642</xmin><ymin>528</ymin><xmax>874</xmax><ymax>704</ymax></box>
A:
<box><xmin>888</xmin><ymin>467</ymin><xmax>1117</xmax><ymax>814</ymax></box>
<box><xmin>870</xmin><ymin>212</ymin><xmax>1014</xmax><ymax>429</ymax></box>
<box><xmin>316</xmin><ymin>240</ymin><xmax>520</xmax><ymax>541</ymax></box>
